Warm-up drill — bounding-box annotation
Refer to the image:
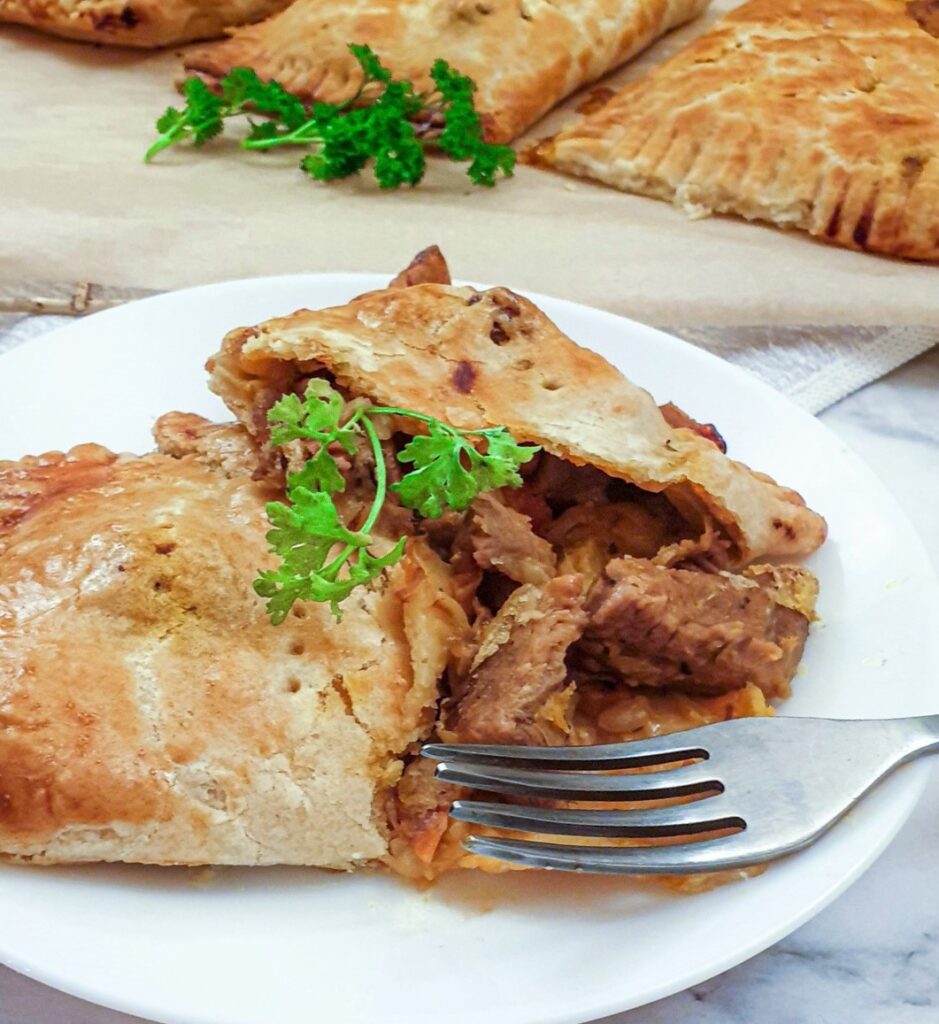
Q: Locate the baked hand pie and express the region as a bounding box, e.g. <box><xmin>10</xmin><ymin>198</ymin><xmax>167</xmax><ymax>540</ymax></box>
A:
<box><xmin>183</xmin><ymin>0</ymin><xmax>712</xmax><ymax>144</ymax></box>
<box><xmin>0</xmin><ymin>426</ymin><xmax>459</xmax><ymax>868</ymax></box>
<box><xmin>0</xmin><ymin>0</ymin><xmax>291</xmax><ymax>47</ymax></box>
<box><xmin>209</xmin><ymin>269</ymin><xmax>826</xmax><ymax>568</ymax></box>
<box><xmin>0</xmin><ymin>249</ymin><xmax>824</xmax><ymax>879</ymax></box>
<box><xmin>532</xmin><ymin>0</ymin><xmax>939</xmax><ymax>261</ymax></box>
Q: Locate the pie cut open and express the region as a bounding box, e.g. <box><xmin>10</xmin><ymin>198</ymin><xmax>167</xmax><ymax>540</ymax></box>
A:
<box><xmin>0</xmin><ymin>248</ymin><xmax>825</xmax><ymax>880</ymax></box>
<box><xmin>532</xmin><ymin>0</ymin><xmax>939</xmax><ymax>261</ymax></box>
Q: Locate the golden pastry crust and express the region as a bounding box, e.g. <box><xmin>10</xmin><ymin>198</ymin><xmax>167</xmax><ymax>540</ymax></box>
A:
<box><xmin>183</xmin><ymin>0</ymin><xmax>711</xmax><ymax>144</ymax></box>
<box><xmin>533</xmin><ymin>0</ymin><xmax>939</xmax><ymax>261</ymax></box>
<box><xmin>207</xmin><ymin>280</ymin><xmax>827</xmax><ymax>566</ymax></box>
<box><xmin>152</xmin><ymin>410</ymin><xmax>266</xmax><ymax>477</ymax></box>
<box><xmin>0</xmin><ymin>0</ymin><xmax>291</xmax><ymax>48</ymax></box>
<box><xmin>0</xmin><ymin>255</ymin><xmax>825</xmax><ymax>877</ymax></box>
<box><xmin>0</xmin><ymin>443</ymin><xmax>456</xmax><ymax>866</ymax></box>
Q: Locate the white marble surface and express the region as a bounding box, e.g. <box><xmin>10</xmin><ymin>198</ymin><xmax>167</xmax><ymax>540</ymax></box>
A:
<box><xmin>1</xmin><ymin>349</ymin><xmax>937</xmax><ymax>1024</ymax></box>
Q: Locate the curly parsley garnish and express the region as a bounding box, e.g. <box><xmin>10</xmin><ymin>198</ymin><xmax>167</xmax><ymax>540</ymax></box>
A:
<box><xmin>254</xmin><ymin>380</ymin><xmax>540</xmax><ymax>622</ymax></box>
<box><xmin>145</xmin><ymin>45</ymin><xmax>515</xmax><ymax>189</ymax></box>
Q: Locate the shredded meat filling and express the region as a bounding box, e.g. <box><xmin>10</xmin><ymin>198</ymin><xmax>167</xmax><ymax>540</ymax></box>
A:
<box><xmin>385</xmin><ymin>758</ymin><xmax>457</xmax><ymax>867</ymax></box>
<box><xmin>526</xmin><ymin>453</ymin><xmax>612</xmax><ymax>508</ymax></box>
<box><xmin>653</xmin><ymin>520</ymin><xmax>732</xmax><ymax>572</ymax></box>
<box><xmin>206</xmin><ymin>253</ymin><xmax>824</xmax><ymax>884</ymax></box>
<box><xmin>576</xmin><ymin>557</ymin><xmax>817</xmax><ymax>699</ymax></box>
<box><xmin>446</xmin><ymin>574</ymin><xmax>588</xmax><ymax>743</ymax></box>
<box><xmin>466</xmin><ymin>492</ymin><xmax>556</xmax><ymax>585</ymax></box>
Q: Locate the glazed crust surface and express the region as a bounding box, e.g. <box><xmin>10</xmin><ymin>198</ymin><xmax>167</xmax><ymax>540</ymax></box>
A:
<box><xmin>534</xmin><ymin>0</ymin><xmax>939</xmax><ymax>260</ymax></box>
<box><xmin>0</xmin><ymin>442</ymin><xmax>448</xmax><ymax>865</ymax></box>
<box><xmin>0</xmin><ymin>0</ymin><xmax>291</xmax><ymax>47</ymax></box>
<box><xmin>183</xmin><ymin>0</ymin><xmax>710</xmax><ymax>143</ymax></box>
<box><xmin>208</xmin><ymin>280</ymin><xmax>827</xmax><ymax>565</ymax></box>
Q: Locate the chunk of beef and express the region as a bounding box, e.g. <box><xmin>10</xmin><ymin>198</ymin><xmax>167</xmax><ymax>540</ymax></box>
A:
<box><xmin>468</xmin><ymin>492</ymin><xmax>556</xmax><ymax>585</ymax></box>
<box><xmin>526</xmin><ymin>453</ymin><xmax>611</xmax><ymax>509</ymax></box>
<box><xmin>499</xmin><ymin>486</ymin><xmax>553</xmax><ymax>535</ymax></box>
<box><xmin>652</xmin><ymin>520</ymin><xmax>733</xmax><ymax>572</ymax></box>
<box><xmin>386</xmin><ymin>757</ymin><xmax>458</xmax><ymax>866</ymax></box>
<box><xmin>446</xmin><ymin>574</ymin><xmax>587</xmax><ymax>743</ymax></box>
<box><xmin>387</xmin><ymin>245</ymin><xmax>452</xmax><ymax>288</ymax></box>
<box><xmin>577</xmin><ymin>558</ymin><xmax>817</xmax><ymax>699</ymax></box>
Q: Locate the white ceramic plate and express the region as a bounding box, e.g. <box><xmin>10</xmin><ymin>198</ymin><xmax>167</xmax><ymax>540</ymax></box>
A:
<box><xmin>1</xmin><ymin>275</ymin><xmax>937</xmax><ymax>1024</ymax></box>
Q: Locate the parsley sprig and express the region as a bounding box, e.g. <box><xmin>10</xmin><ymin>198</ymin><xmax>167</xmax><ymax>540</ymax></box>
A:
<box><xmin>255</xmin><ymin>380</ymin><xmax>540</xmax><ymax>622</ymax></box>
<box><xmin>145</xmin><ymin>44</ymin><xmax>515</xmax><ymax>189</ymax></box>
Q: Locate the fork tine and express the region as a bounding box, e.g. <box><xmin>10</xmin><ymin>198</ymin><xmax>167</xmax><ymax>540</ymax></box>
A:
<box><xmin>464</xmin><ymin>833</ymin><xmax>762</xmax><ymax>875</ymax></box>
<box><xmin>434</xmin><ymin>761</ymin><xmax>722</xmax><ymax>801</ymax></box>
<box><xmin>450</xmin><ymin>799</ymin><xmax>743</xmax><ymax>838</ymax></box>
<box><xmin>422</xmin><ymin>733</ymin><xmax>710</xmax><ymax>771</ymax></box>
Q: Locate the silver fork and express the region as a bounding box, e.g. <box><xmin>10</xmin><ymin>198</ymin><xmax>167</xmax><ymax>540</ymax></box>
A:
<box><xmin>421</xmin><ymin>716</ymin><xmax>939</xmax><ymax>874</ymax></box>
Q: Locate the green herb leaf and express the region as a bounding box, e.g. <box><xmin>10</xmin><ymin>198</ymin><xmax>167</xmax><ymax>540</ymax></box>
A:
<box><xmin>288</xmin><ymin>448</ymin><xmax>347</xmax><ymax>496</ymax></box>
<box><xmin>469</xmin><ymin>427</ymin><xmax>541</xmax><ymax>491</ymax></box>
<box><xmin>392</xmin><ymin>427</ymin><xmax>479</xmax><ymax>518</ymax></box>
<box><xmin>299</xmin><ymin>537</ymin><xmax>408</xmax><ymax>619</ymax></box>
<box><xmin>146</xmin><ymin>46</ymin><xmax>514</xmax><ymax>189</ymax></box>
<box><xmin>430</xmin><ymin>58</ymin><xmax>516</xmax><ymax>187</ymax></box>
<box><xmin>220</xmin><ymin>66</ymin><xmax>308</xmax><ymax>129</ymax></box>
<box><xmin>347</xmin><ymin>42</ymin><xmax>393</xmax><ymax>85</ymax></box>
<box><xmin>264</xmin><ymin>488</ymin><xmax>363</xmax><ymax>571</ymax></box>
<box><xmin>254</xmin><ymin>483</ymin><xmax>384</xmax><ymax>624</ymax></box>
<box><xmin>393</xmin><ymin>422</ymin><xmax>539</xmax><ymax>517</ymax></box>
<box><xmin>145</xmin><ymin>78</ymin><xmax>224</xmax><ymax>161</ymax></box>
<box><xmin>266</xmin><ymin>379</ymin><xmax>358</xmax><ymax>451</ymax></box>
<box><xmin>255</xmin><ymin>382</ymin><xmax>538</xmax><ymax>623</ymax></box>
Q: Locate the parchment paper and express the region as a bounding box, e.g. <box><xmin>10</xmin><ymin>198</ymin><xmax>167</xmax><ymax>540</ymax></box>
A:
<box><xmin>0</xmin><ymin>0</ymin><xmax>935</xmax><ymax>409</ymax></box>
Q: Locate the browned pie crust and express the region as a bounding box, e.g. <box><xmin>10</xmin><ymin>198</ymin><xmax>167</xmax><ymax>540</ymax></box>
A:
<box><xmin>0</xmin><ymin>0</ymin><xmax>291</xmax><ymax>47</ymax></box>
<box><xmin>533</xmin><ymin>0</ymin><xmax>939</xmax><ymax>261</ymax></box>
<box><xmin>183</xmin><ymin>0</ymin><xmax>712</xmax><ymax>144</ymax></box>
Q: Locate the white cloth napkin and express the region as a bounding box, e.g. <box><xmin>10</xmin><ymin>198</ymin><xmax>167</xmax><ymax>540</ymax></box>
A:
<box><xmin>669</xmin><ymin>324</ymin><xmax>938</xmax><ymax>414</ymax></box>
